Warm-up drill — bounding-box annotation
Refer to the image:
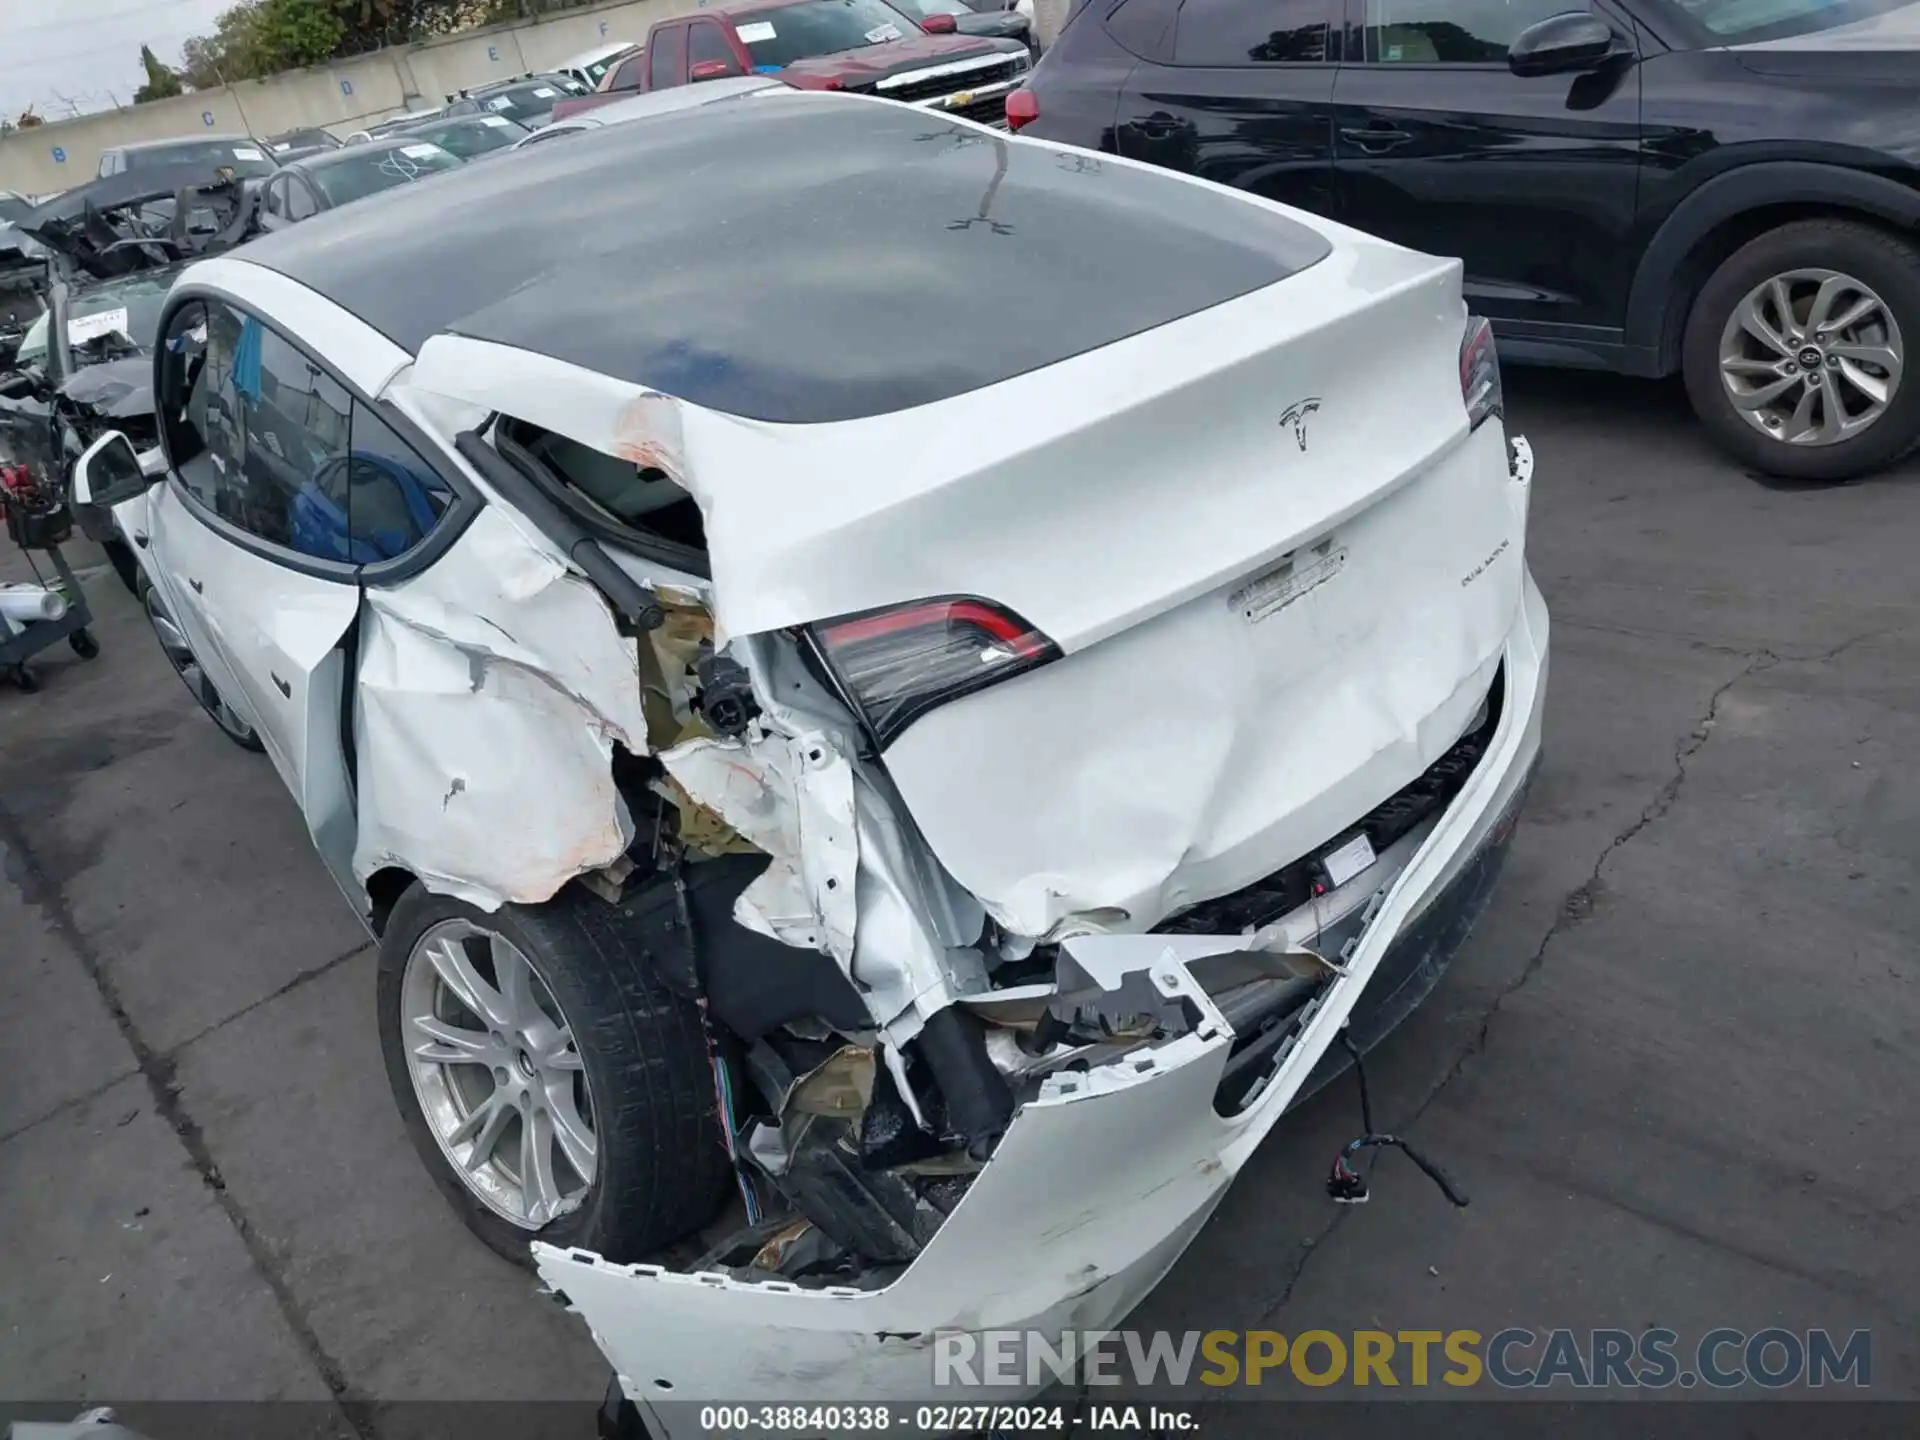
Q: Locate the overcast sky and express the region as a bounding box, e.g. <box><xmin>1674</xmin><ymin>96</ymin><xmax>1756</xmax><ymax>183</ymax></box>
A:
<box><xmin>0</xmin><ymin>0</ymin><xmax>231</xmax><ymax>122</ymax></box>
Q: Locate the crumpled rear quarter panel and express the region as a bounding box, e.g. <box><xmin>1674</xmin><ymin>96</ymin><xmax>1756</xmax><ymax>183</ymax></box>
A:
<box><xmin>352</xmin><ymin>506</ymin><xmax>649</xmax><ymax>911</ymax></box>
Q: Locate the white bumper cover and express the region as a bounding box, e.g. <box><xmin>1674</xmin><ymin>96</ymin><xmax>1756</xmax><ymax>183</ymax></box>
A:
<box><xmin>536</xmin><ymin>570</ymin><xmax>1549</xmax><ymax>1421</ymax></box>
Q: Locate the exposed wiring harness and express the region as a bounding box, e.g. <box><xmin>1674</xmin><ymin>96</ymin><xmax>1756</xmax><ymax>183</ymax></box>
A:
<box><xmin>667</xmin><ymin>840</ymin><xmax>765</xmax><ymax>1227</ymax></box>
<box><xmin>1326</xmin><ymin>1029</ymin><xmax>1469</xmax><ymax>1209</ymax></box>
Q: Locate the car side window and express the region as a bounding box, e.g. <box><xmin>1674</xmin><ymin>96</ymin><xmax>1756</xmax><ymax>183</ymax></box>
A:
<box><xmin>1364</xmin><ymin>0</ymin><xmax>1572</xmax><ymax>61</ymax></box>
<box><xmin>161</xmin><ymin>296</ymin><xmax>368</xmax><ymax>562</ymax></box>
<box><xmin>234</xmin><ymin>323</ymin><xmax>354</xmax><ymax>557</ymax></box>
<box><xmin>285</xmin><ymin>176</ymin><xmax>317</xmax><ymax>221</ymax></box>
<box><xmin>612</xmin><ymin>54</ymin><xmax>649</xmax><ymax>90</ymax></box>
<box><xmin>688</xmin><ymin>21</ymin><xmax>735</xmax><ymax>67</ymax></box>
<box><xmin>650</xmin><ymin>28</ymin><xmax>688</xmax><ymax>87</ymax></box>
<box><xmin>345</xmin><ymin>402</ymin><xmax>453</xmax><ymax>562</ymax></box>
<box><xmin>161</xmin><ymin>300</ymin><xmax>235</xmax><ymax>514</ymax></box>
<box><xmin>1173</xmin><ymin>0</ymin><xmax>1335</xmax><ymax>62</ymax></box>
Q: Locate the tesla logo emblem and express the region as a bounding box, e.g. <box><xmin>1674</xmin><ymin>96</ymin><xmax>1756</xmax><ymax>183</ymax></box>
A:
<box><xmin>1280</xmin><ymin>398</ymin><xmax>1321</xmax><ymax>452</ymax></box>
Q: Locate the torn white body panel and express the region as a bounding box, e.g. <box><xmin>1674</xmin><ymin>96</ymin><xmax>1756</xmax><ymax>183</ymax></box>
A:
<box><xmin>660</xmin><ymin>630</ymin><xmax>992</xmax><ymax>1037</ymax></box>
<box><xmin>661</xmin><ymin>730</ymin><xmax>859</xmax><ymax>959</ymax></box>
<box><xmin>536</xmin><ymin>571</ymin><xmax>1549</xmax><ymax>1425</ymax></box>
<box><xmin>352</xmin><ymin>505</ymin><xmax>651</xmax><ymax>911</ymax></box>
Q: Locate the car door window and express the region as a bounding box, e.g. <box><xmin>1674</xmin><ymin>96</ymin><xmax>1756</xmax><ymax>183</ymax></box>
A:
<box><xmin>650</xmin><ymin>28</ymin><xmax>688</xmax><ymax>87</ymax></box>
<box><xmin>285</xmin><ymin>176</ymin><xmax>317</xmax><ymax>220</ymax></box>
<box><xmin>1364</xmin><ymin>0</ymin><xmax>1572</xmax><ymax>60</ymax></box>
<box><xmin>1173</xmin><ymin>0</ymin><xmax>1336</xmax><ymax>62</ymax></box>
<box><xmin>612</xmin><ymin>54</ymin><xmax>649</xmax><ymax>90</ymax></box>
<box><xmin>688</xmin><ymin>21</ymin><xmax>736</xmax><ymax>68</ymax></box>
<box><xmin>160</xmin><ymin>296</ymin><xmax>363</xmax><ymax>561</ymax></box>
<box><xmin>163</xmin><ymin>300</ymin><xmax>231</xmax><ymax>513</ymax></box>
<box><xmin>344</xmin><ymin>402</ymin><xmax>452</xmax><ymax>562</ymax></box>
<box><xmin>237</xmin><ymin>323</ymin><xmax>354</xmax><ymax>557</ymax></box>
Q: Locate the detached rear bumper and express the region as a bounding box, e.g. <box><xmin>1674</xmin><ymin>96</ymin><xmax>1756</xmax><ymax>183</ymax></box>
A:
<box><xmin>540</xmin><ymin>569</ymin><xmax>1548</xmax><ymax>1429</ymax></box>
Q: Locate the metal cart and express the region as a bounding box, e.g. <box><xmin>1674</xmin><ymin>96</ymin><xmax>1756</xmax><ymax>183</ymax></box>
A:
<box><xmin>0</xmin><ymin>464</ymin><xmax>99</xmax><ymax>693</ymax></box>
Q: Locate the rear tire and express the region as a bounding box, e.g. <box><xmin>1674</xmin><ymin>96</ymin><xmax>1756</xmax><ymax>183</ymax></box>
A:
<box><xmin>377</xmin><ymin>880</ymin><xmax>732</xmax><ymax>1268</ymax></box>
<box><xmin>1683</xmin><ymin>218</ymin><xmax>1920</xmax><ymax>482</ymax></box>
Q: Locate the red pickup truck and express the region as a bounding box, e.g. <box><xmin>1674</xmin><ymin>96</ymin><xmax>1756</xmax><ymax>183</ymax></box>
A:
<box><xmin>550</xmin><ymin>0</ymin><xmax>1030</xmax><ymax>129</ymax></box>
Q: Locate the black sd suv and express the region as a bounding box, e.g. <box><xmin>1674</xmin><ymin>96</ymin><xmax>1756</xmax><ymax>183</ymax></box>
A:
<box><xmin>1011</xmin><ymin>0</ymin><xmax>1920</xmax><ymax>480</ymax></box>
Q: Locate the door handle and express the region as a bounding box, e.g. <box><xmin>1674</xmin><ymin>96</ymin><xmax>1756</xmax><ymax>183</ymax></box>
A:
<box><xmin>1341</xmin><ymin>124</ymin><xmax>1412</xmax><ymax>152</ymax></box>
<box><xmin>271</xmin><ymin>672</ymin><xmax>291</xmax><ymax>699</ymax></box>
<box><xmin>187</xmin><ymin>577</ymin><xmax>203</xmax><ymax>593</ymax></box>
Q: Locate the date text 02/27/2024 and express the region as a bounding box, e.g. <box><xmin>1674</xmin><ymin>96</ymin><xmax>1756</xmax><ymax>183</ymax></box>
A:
<box><xmin>693</xmin><ymin>1404</ymin><xmax>1190</xmax><ymax>1435</ymax></box>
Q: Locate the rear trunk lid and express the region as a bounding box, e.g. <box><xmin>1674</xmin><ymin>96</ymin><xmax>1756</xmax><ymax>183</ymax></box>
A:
<box><xmin>688</xmin><ymin>239</ymin><xmax>1525</xmax><ymax>937</ymax></box>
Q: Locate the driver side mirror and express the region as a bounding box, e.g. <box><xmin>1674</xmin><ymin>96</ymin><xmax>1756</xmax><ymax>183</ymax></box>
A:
<box><xmin>689</xmin><ymin>59</ymin><xmax>742</xmax><ymax>81</ymax></box>
<box><xmin>1508</xmin><ymin>11</ymin><xmax>1619</xmax><ymax>76</ymax></box>
<box><xmin>921</xmin><ymin>12</ymin><xmax>958</xmax><ymax>31</ymax></box>
<box><xmin>71</xmin><ymin>431</ymin><xmax>153</xmax><ymax>509</ymax></box>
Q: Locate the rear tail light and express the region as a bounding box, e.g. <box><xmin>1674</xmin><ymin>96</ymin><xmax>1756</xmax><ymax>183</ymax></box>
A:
<box><xmin>809</xmin><ymin>596</ymin><xmax>1060</xmax><ymax>749</ymax></box>
<box><xmin>1005</xmin><ymin>88</ymin><xmax>1039</xmax><ymax>132</ymax></box>
<box><xmin>1460</xmin><ymin>315</ymin><xmax>1503</xmax><ymax>432</ymax></box>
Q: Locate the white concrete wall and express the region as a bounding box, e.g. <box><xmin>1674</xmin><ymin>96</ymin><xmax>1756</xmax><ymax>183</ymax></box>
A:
<box><xmin>0</xmin><ymin>0</ymin><xmax>690</xmax><ymax>195</ymax></box>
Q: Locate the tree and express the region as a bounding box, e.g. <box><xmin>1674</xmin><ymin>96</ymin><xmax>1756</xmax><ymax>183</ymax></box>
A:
<box><xmin>247</xmin><ymin>0</ymin><xmax>350</xmax><ymax>71</ymax></box>
<box><xmin>175</xmin><ymin>0</ymin><xmax>515</xmax><ymax>84</ymax></box>
<box><xmin>134</xmin><ymin>44</ymin><xmax>184</xmax><ymax>103</ymax></box>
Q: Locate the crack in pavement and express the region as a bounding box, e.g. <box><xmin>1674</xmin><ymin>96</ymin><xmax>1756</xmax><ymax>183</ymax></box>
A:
<box><xmin>1245</xmin><ymin>631</ymin><xmax>1871</xmax><ymax>1327</ymax></box>
<box><xmin>1247</xmin><ymin>1208</ymin><xmax>1354</xmax><ymax>1329</ymax></box>
<box><xmin>0</xmin><ymin>941</ymin><xmax>370</xmax><ymax>1148</ymax></box>
<box><xmin>0</xmin><ymin>800</ymin><xmax>375</xmax><ymax>1438</ymax></box>
<box><xmin>1403</xmin><ymin>646</ymin><xmax>1779</xmax><ymax>1130</ymax></box>
<box><xmin>163</xmin><ymin>938</ymin><xmax>373</xmax><ymax>1057</ymax></box>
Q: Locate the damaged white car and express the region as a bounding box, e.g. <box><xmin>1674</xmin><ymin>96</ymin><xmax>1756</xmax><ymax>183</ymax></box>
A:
<box><xmin>75</xmin><ymin>83</ymin><xmax>1546</xmax><ymax>1425</ymax></box>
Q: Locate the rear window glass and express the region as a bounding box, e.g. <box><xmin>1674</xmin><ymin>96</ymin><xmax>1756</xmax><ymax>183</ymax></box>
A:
<box><xmin>408</xmin><ymin>118</ymin><xmax>525</xmax><ymax>158</ymax></box>
<box><xmin>245</xmin><ymin>94</ymin><xmax>1331</xmax><ymax>425</ymax></box>
<box><xmin>477</xmin><ymin>83</ymin><xmax>565</xmax><ymax>122</ymax></box>
<box><xmin>444</xmin><ymin>99</ymin><xmax>1329</xmax><ymax>423</ymax></box>
<box><xmin>310</xmin><ymin>145</ymin><xmax>463</xmax><ymax>206</ymax></box>
<box><xmin>732</xmin><ymin>0</ymin><xmax>915</xmax><ymax>66</ymax></box>
<box><xmin>124</xmin><ymin>140</ymin><xmax>274</xmax><ymax>176</ymax></box>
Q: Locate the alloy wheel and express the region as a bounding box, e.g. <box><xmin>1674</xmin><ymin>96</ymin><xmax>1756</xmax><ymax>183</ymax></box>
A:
<box><xmin>400</xmin><ymin>919</ymin><xmax>597</xmax><ymax>1227</ymax></box>
<box><xmin>1718</xmin><ymin>267</ymin><xmax>1904</xmax><ymax>447</ymax></box>
<box><xmin>143</xmin><ymin>587</ymin><xmax>257</xmax><ymax>745</ymax></box>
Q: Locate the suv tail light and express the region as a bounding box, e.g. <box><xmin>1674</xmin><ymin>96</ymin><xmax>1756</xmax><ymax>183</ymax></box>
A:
<box><xmin>1005</xmin><ymin>88</ymin><xmax>1039</xmax><ymax>132</ymax></box>
<box><xmin>809</xmin><ymin>596</ymin><xmax>1060</xmax><ymax>749</ymax></box>
<box><xmin>1460</xmin><ymin>315</ymin><xmax>1503</xmax><ymax>432</ymax></box>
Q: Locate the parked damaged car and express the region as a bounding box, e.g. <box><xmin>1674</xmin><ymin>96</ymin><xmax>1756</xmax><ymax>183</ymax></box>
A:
<box><xmin>74</xmin><ymin>85</ymin><xmax>1547</xmax><ymax>1425</ymax></box>
<box><xmin>0</xmin><ymin>164</ymin><xmax>260</xmax><ymax>594</ymax></box>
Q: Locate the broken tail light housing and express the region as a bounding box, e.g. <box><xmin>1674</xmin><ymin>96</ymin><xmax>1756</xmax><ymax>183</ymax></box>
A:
<box><xmin>809</xmin><ymin>596</ymin><xmax>1060</xmax><ymax>749</ymax></box>
<box><xmin>1460</xmin><ymin>315</ymin><xmax>1503</xmax><ymax>432</ymax></box>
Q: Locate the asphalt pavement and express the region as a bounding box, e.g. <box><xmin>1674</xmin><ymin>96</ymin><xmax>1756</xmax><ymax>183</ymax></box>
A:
<box><xmin>2</xmin><ymin>367</ymin><xmax>1916</xmax><ymax>1431</ymax></box>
